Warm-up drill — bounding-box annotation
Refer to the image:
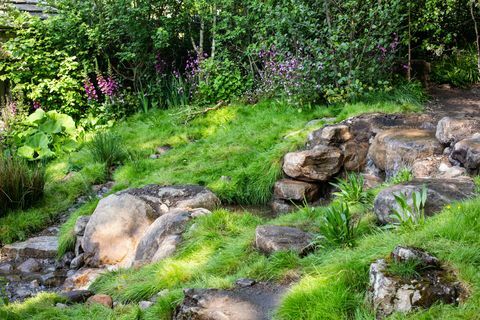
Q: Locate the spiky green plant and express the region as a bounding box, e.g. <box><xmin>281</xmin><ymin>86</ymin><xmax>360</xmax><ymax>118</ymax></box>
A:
<box><xmin>390</xmin><ymin>185</ymin><xmax>428</xmax><ymax>229</ymax></box>
<box><xmin>88</xmin><ymin>131</ymin><xmax>127</xmax><ymax>169</ymax></box>
<box><xmin>330</xmin><ymin>172</ymin><xmax>373</xmax><ymax>206</ymax></box>
<box><xmin>0</xmin><ymin>156</ymin><xmax>45</xmax><ymax>215</ymax></box>
<box><xmin>318</xmin><ymin>203</ymin><xmax>358</xmax><ymax>247</ymax></box>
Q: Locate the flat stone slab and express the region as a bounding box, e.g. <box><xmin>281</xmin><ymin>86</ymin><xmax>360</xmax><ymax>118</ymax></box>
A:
<box><xmin>174</xmin><ymin>282</ymin><xmax>288</xmax><ymax>320</ymax></box>
<box><xmin>255</xmin><ymin>225</ymin><xmax>312</xmax><ymax>255</ymax></box>
<box><xmin>2</xmin><ymin>236</ymin><xmax>58</xmax><ymax>260</ymax></box>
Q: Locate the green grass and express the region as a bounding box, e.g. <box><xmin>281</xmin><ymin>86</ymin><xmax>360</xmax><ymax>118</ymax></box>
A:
<box><xmin>0</xmin><ymin>85</ymin><xmax>428</xmax><ymax>318</ymax></box>
<box><xmin>4</xmin><ymin>195</ymin><xmax>480</xmax><ymax>319</ymax></box>
<box><xmin>0</xmin><ymin>85</ymin><xmax>422</xmax><ymax>246</ymax></box>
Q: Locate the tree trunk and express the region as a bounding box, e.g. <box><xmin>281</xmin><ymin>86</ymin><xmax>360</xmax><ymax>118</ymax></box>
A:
<box><xmin>211</xmin><ymin>5</ymin><xmax>217</xmax><ymax>60</ymax></box>
<box><xmin>407</xmin><ymin>2</ymin><xmax>412</xmax><ymax>81</ymax></box>
<box><xmin>470</xmin><ymin>0</ymin><xmax>480</xmax><ymax>75</ymax></box>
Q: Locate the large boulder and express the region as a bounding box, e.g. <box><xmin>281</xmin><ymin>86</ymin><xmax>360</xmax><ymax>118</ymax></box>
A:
<box><xmin>81</xmin><ymin>185</ymin><xmax>220</xmax><ymax>267</ymax></box>
<box><xmin>374</xmin><ymin>178</ymin><xmax>476</xmax><ymax>225</ymax></box>
<box><xmin>273</xmin><ymin>179</ymin><xmax>320</xmax><ymax>202</ymax></box>
<box><xmin>82</xmin><ymin>193</ymin><xmax>156</xmax><ymax>267</ymax></box>
<box><xmin>255</xmin><ymin>225</ymin><xmax>312</xmax><ymax>255</ymax></box>
<box><xmin>2</xmin><ymin>236</ymin><xmax>58</xmax><ymax>260</ymax></box>
<box><xmin>436</xmin><ymin>117</ymin><xmax>480</xmax><ymax>146</ymax></box>
<box><xmin>369</xmin><ymin>246</ymin><xmax>464</xmax><ymax>318</ymax></box>
<box><xmin>451</xmin><ymin>134</ymin><xmax>480</xmax><ymax>170</ymax></box>
<box><xmin>368</xmin><ymin>129</ymin><xmax>443</xmax><ymax>176</ymax></box>
<box><xmin>283</xmin><ymin>146</ymin><xmax>343</xmax><ymax>182</ymax></box>
<box><xmin>130</xmin><ymin>210</ymin><xmax>196</xmax><ymax>267</ymax></box>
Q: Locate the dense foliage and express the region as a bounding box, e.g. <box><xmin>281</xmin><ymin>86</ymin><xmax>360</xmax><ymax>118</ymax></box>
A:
<box><xmin>0</xmin><ymin>0</ymin><xmax>478</xmax><ymax>125</ymax></box>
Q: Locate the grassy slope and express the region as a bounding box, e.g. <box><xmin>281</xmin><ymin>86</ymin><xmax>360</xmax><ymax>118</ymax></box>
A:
<box><xmin>1</xmin><ymin>86</ymin><xmax>434</xmax><ymax>319</ymax></box>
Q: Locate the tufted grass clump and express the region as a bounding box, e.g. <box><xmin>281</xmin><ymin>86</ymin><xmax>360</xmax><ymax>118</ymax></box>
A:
<box><xmin>386</xmin><ymin>258</ymin><xmax>425</xmax><ymax>280</ymax></box>
<box><xmin>88</xmin><ymin>131</ymin><xmax>127</xmax><ymax>169</ymax></box>
<box><xmin>331</xmin><ymin>172</ymin><xmax>373</xmax><ymax>207</ymax></box>
<box><xmin>0</xmin><ymin>156</ymin><xmax>45</xmax><ymax>216</ymax></box>
<box><xmin>318</xmin><ymin>202</ymin><xmax>358</xmax><ymax>248</ymax></box>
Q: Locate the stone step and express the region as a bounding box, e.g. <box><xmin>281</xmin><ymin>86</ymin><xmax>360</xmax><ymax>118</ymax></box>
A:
<box><xmin>2</xmin><ymin>236</ymin><xmax>58</xmax><ymax>260</ymax></box>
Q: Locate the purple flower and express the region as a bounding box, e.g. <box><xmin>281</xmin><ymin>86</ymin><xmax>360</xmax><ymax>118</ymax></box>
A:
<box><xmin>97</xmin><ymin>74</ymin><xmax>119</xmax><ymax>97</ymax></box>
<box><xmin>83</xmin><ymin>78</ymin><xmax>98</xmax><ymax>101</ymax></box>
<box><xmin>33</xmin><ymin>101</ymin><xmax>41</xmax><ymax>110</ymax></box>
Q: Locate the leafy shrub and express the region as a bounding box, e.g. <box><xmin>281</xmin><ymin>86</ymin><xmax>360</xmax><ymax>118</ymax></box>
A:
<box><xmin>318</xmin><ymin>203</ymin><xmax>358</xmax><ymax>247</ymax></box>
<box><xmin>0</xmin><ymin>156</ymin><xmax>45</xmax><ymax>215</ymax></box>
<box><xmin>390</xmin><ymin>185</ymin><xmax>428</xmax><ymax>228</ymax></box>
<box><xmin>88</xmin><ymin>132</ymin><xmax>127</xmax><ymax>169</ymax></box>
<box><xmin>330</xmin><ymin>173</ymin><xmax>373</xmax><ymax>206</ymax></box>
<box><xmin>10</xmin><ymin>109</ymin><xmax>77</xmax><ymax>161</ymax></box>
<box><xmin>197</xmin><ymin>58</ymin><xmax>249</xmax><ymax>104</ymax></box>
<box><xmin>431</xmin><ymin>48</ymin><xmax>480</xmax><ymax>87</ymax></box>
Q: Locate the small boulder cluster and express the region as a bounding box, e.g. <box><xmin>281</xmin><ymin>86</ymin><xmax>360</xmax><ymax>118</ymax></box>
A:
<box><xmin>274</xmin><ymin>113</ymin><xmax>479</xmax><ymax>223</ymax></box>
<box><xmin>63</xmin><ymin>185</ymin><xmax>220</xmax><ymax>291</ymax></box>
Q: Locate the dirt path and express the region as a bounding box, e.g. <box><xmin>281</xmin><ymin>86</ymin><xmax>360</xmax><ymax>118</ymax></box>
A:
<box><xmin>426</xmin><ymin>84</ymin><xmax>480</xmax><ymax>119</ymax></box>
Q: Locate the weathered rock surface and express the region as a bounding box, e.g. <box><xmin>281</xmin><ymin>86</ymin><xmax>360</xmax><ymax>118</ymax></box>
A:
<box><xmin>123</xmin><ymin>185</ymin><xmax>220</xmax><ymax>214</ymax></box>
<box><xmin>436</xmin><ymin>117</ymin><xmax>480</xmax><ymax>145</ymax></box>
<box><xmin>74</xmin><ymin>216</ymin><xmax>90</xmax><ymax>236</ymax></box>
<box><xmin>451</xmin><ymin>134</ymin><xmax>480</xmax><ymax>170</ymax></box>
<box><xmin>255</xmin><ymin>225</ymin><xmax>312</xmax><ymax>255</ymax></box>
<box><xmin>82</xmin><ymin>193</ymin><xmax>156</xmax><ymax>267</ymax></box>
<box><xmin>174</xmin><ymin>283</ymin><xmax>288</xmax><ymax>320</ymax></box>
<box><xmin>368</xmin><ymin>129</ymin><xmax>443</xmax><ymax>176</ymax></box>
<box><xmin>283</xmin><ymin>146</ymin><xmax>343</xmax><ymax>182</ymax></box>
<box><xmin>369</xmin><ymin>246</ymin><xmax>464</xmax><ymax>318</ymax></box>
<box><xmin>307</xmin><ymin>124</ymin><xmax>352</xmax><ymax>147</ymax></box>
<box><xmin>63</xmin><ymin>268</ymin><xmax>106</xmax><ymax>291</ymax></box>
<box><xmin>131</xmin><ymin>210</ymin><xmax>195</xmax><ymax>267</ymax></box>
<box><xmin>78</xmin><ymin>185</ymin><xmax>219</xmax><ymax>269</ymax></box>
<box><xmin>17</xmin><ymin>258</ymin><xmax>41</xmax><ymax>274</ymax></box>
<box><xmin>374</xmin><ymin>178</ymin><xmax>476</xmax><ymax>225</ymax></box>
<box><xmin>270</xmin><ymin>199</ymin><xmax>296</xmax><ymax>215</ymax></box>
<box><xmin>2</xmin><ymin>236</ymin><xmax>58</xmax><ymax>260</ymax></box>
<box><xmin>273</xmin><ymin>179</ymin><xmax>320</xmax><ymax>202</ymax></box>
<box><xmin>342</xmin><ymin>141</ymin><xmax>369</xmax><ymax>171</ymax></box>
<box><xmin>86</xmin><ymin>294</ymin><xmax>113</xmax><ymax>308</ymax></box>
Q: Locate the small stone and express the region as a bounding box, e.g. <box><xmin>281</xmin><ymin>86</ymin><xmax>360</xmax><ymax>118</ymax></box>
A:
<box><xmin>271</xmin><ymin>199</ymin><xmax>296</xmax><ymax>215</ymax></box>
<box><xmin>61</xmin><ymin>290</ymin><xmax>93</xmax><ymax>304</ymax></box>
<box><xmin>74</xmin><ymin>216</ymin><xmax>90</xmax><ymax>236</ymax></box>
<box><xmin>30</xmin><ymin>279</ymin><xmax>40</xmax><ymax>288</ymax></box>
<box><xmin>86</xmin><ymin>294</ymin><xmax>113</xmax><ymax>309</ymax></box>
<box><xmin>56</xmin><ymin>303</ymin><xmax>68</xmax><ymax>309</ymax></box>
<box><xmin>17</xmin><ymin>258</ymin><xmax>41</xmax><ymax>274</ymax></box>
<box><xmin>235</xmin><ymin>278</ymin><xmax>256</xmax><ymax>288</ymax></box>
<box><xmin>70</xmin><ymin>254</ymin><xmax>85</xmax><ymax>270</ymax></box>
<box><xmin>40</xmin><ymin>272</ymin><xmax>66</xmax><ymax>287</ymax></box>
<box><xmin>139</xmin><ymin>300</ymin><xmax>154</xmax><ymax>310</ymax></box>
<box><xmin>0</xmin><ymin>263</ymin><xmax>13</xmax><ymax>274</ymax></box>
<box><xmin>75</xmin><ymin>236</ymin><xmax>83</xmax><ymax>257</ymax></box>
<box><xmin>189</xmin><ymin>208</ymin><xmax>212</xmax><ymax>218</ymax></box>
